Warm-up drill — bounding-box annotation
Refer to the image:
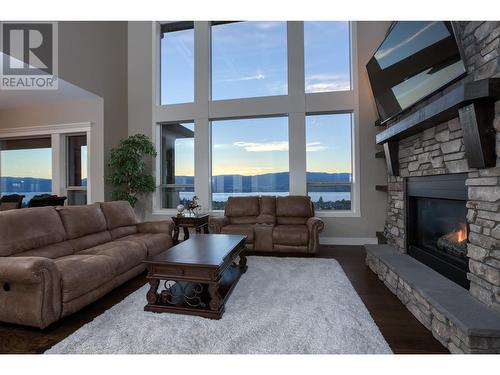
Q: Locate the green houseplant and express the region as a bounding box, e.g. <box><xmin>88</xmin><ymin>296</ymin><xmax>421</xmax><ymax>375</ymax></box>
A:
<box><xmin>107</xmin><ymin>134</ymin><xmax>157</xmax><ymax>207</ymax></box>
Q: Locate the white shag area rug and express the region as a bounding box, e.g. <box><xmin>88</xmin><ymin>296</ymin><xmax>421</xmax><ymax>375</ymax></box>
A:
<box><xmin>46</xmin><ymin>256</ymin><xmax>391</xmax><ymax>354</ymax></box>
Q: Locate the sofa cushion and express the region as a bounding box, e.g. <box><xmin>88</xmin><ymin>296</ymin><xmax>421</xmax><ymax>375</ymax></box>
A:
<box><xmin>0</xmin><ymin>207</ymin><xmax>67</xmax><ymax>256</ymax></box>
<box><xmin>78</xmin><ymin>240</ymin><xmax>147</xmax><ymax>274</ymax></box>
<box><xmin>70</xmin><ymin>231</ymin><xmax>112</xmax><ymax>252</ymax></box>
<box><xmin>221</xmin><ymin>224</ymin><xmax>254</xmax><ymax>243</ymax></box>
<box><xmin>54</xmin><ymin>254</ymin><xmax>117</xmax><ymax>302</ymax></box>
<box><xmin>257</xmin><ymin>196</ymin><xmax>276</xmax><ymax>224</ymax></box>
<box><xmin>272</xmin><ymin>225</ymin><xmax>309</xmax><ymax>246</ymax></box>
<box><xmin>276</xmin><ymin>216</ymin><xmax>309</xmax><ymax>225</ymax></box>
<box><xmin>225</xmin><ymin>196</ymin><xmax>260</xmax><ymax>217</ymax></box>
<box><xmin>12</xmin><ymin>241</ymin><xmax>74</xmax><ymax>259</ymax></box>
<box><xmin>100</xmin><ymin>201</ymin><xmax>138</xmax><ymax>230</ymax></box>
<box><xmin>229</xmin><ymin>216</ymin><xmax>259</xmax><ymax>225</ymax></box>
<box><xmin>57</xmin><ymin>204</ymin><xmax>107</xmax><ymax>239</ymax></box>
<box><xmin>110</xmin><ymin>225</ymin><xmax>138</xmax><ymax>240</ymax></box>
<box><xmin>118</xmin><ymin>233</ymin><xmax>172</xmax><ymax>258</ymax></box>
<box><xmin>276</xmin><ymin>196</ymin><xmax>313</xmax><ymax>217</ymax></box>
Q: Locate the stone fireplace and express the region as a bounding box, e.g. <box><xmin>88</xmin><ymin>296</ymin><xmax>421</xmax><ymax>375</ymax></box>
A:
<box><xmin>383</xmin><ymin>109</ymin><xmax>500</xmax><ymax>312</ymax></box>
<box><xmin>367</xmin><ymin>21</ymin><xmax>500</xmax><ymax>353</ymax></box>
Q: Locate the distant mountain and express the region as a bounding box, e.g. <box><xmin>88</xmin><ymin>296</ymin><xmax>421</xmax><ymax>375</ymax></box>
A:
<box><xmin>0</xmin><ymin>177</ymin><xmax>87</xmax><ymax>193</ymax></box>
<box><xmin>176</xmin><ymin>172</ymin><xmax>351</xmax><ymax>193</ymax></box>
<box><xmin>0</xmin><ymin>177</ymin><xmax>52</xmax><ymax>193</ymax></box>
<box><xmin>1</xmin><ymin>173</ymin><xmax>349</xmax><ymax>195</ymax></box>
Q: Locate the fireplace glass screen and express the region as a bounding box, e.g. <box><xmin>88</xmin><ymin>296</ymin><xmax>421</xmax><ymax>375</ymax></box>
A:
<box><xmin>413</xmin><ymin>197</ymin><xmax>468</xmax><ymax>260</ymax></box>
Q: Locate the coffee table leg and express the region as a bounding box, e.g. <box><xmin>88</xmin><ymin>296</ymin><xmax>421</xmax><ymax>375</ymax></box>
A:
<box><xmin>203</xmin><ymin>224</ymin><xmax>209</xmax><ymax>234</ymax></box>
<box><xmin>208</xmin><ymin>283</ymin><xmax>221</xmax><ymax>311</ymax></box>
<box><xmin>195</xmin><ymin>225</ymin><xmax>201</xmax><ymax>234</ymax></box>
<box><xmin>239</xmin><ymin>253</ymin><xmax>248</xmax><ymax>273</ymax></box>
<box><xmin>146</xmin><ymin>278</ymin><xmax>159</xmax><ymax>304</ymax></box>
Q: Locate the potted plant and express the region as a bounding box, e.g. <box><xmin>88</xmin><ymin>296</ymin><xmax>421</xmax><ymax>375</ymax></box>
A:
<box><xmin>107</xmin><ymin>134</ymin><xmax>157</xmax><ymax>207</ymax></box>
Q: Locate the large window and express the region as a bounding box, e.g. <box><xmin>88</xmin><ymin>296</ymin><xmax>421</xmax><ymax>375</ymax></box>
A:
<box><xmin>211</xmin><ymin>21</ymin><xmax>288</xmax><ymax>100</ymax></box>
<box><xmin>304</xmin><ymin>22</ymin><xmax>351</xmax><ymax>93</ymax></box>
<box><xmin>306</xmin><ymin>113</ymin><xmax>352</xmax><ymax>211</ymax></box>
<box><xmin>211</xmin><ymin>117</ymin><xmax>289</xmax><ymax>210</ymax></box>
<box><xmin>156</xmin><ymin>21</ymin><xmax>356</xmax><ymax>215</ymax></box>
<box><xmin>66</xmin><ymin>134</ymin><xmax>88</xmax><ymax>205</ymax></box>
<box><xmin>0</xmin><ymin>137</ymin><xmax>52</xmax><ymax>207</ymax></box>
<box><xmin>160</xmin><ymin>22</ymin><xmax>195</xmax><ymax>104</ymax></box>
<box><xmin>160</xmin><ymin>122</ymin><xmax>195</xmax><ymax>208</ymax></box>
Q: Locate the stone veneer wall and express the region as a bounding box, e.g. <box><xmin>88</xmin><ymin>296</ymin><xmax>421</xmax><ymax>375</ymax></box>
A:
<box><xmin>366</xmin><ymin>251</ymin><xmax>500</xmax><ymax>353</ymax></box>
<box><xmin>382</xmin><ymin>21</ymin><xmax>500</xmax><ymax>314</ymax></box>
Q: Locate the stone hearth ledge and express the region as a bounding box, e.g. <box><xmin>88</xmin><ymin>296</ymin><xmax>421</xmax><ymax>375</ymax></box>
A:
<box><xmin>365</xmin><ymin>244</ymin><xmax>500</xmax><ymax>353</ymax></box>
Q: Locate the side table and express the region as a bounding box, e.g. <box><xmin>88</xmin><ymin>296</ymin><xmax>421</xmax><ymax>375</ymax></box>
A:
<box><xmin>171</xmin><ymin>214</ymin><xmax>209</xmax><ymax>245</ymax></box>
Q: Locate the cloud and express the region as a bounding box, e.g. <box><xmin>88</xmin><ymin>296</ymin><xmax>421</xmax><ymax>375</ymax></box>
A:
<box><xmin>306</xmin><ymin>142</ymin><xmax>327</xmax><ymax>152</ymax></box>
<box><xmin>305</xmin><ymin>74</ymin><xmax>350</xmax><ymax>92</ymax></box>
<box><xmin>232</xmin><ymin>141</ymin><xmax>326</xmax><ymax>152</ymax></box>
<box><xmin>233</xmin><ymin>141</ymin><xmax>288</xmax><ymax>152</ymax></box>
<box><xmin>254</xmin><ymin>22</ymin><xmax>282</xmax><ymax>30</ymax></box>
<box><xmin>220</xmin><ymin>70</ymin><xmax>266</xmax><ymax>82</ymax></box>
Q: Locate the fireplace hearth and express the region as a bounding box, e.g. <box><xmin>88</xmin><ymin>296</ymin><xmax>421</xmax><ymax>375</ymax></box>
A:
<box><xmin>407</xmin><ymin>174</ymin><xmax>470</xmax><ymax>289</ymax></box>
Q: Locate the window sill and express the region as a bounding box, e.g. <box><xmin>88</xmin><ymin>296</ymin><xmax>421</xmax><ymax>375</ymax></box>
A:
<box><xmin>315</xmin><ymin>210</ymin><xmax>360</xmax><ymax>218</ymax></box>
<box><xmin>152</xmin><ymin>209</ymin><xmax>360</xmax><ymax>218</ymax></box>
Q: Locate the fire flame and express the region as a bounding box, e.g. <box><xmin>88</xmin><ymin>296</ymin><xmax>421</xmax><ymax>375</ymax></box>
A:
<box><xmin>451</xmin><ymin>223</ymin><xmax>468</xmax><ymax>243</ymax></box>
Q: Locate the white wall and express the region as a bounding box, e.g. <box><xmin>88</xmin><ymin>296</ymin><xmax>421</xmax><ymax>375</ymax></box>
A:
<box><xmin>129</xmin><ymin>21</ymin><xmax>390</xmax><ymax>244</ymax></box>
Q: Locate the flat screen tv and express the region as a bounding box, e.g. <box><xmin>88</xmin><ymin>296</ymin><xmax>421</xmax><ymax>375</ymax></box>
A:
<box><xmin>366</xmin><ymin>21</ymin><xmax>466</xmax><ymax>124</ymax></box>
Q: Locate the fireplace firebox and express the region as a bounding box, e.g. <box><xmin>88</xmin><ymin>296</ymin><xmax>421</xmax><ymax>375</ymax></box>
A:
<box><xmin>407</xmin><ymin>174</ymin><xmax>470</xmax><ymax>289</ymax></box>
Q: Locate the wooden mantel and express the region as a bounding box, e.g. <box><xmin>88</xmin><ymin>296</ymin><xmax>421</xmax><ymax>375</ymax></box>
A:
<box><xmin>376</xmin><ymin>78</ymin><xmax>500</xmax><ymax>176</ymax></box>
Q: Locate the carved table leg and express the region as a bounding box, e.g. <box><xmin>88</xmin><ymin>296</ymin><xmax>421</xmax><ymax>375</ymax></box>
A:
<box><xmin>183</xmin><ymin>226</ymin><xmax>190</xmax><ymax>241</ymax></box>
<box><xmin>208</xmin><ymin>283</ymin><xmax>221</xmax><ymax>311</ymax></box>
<box><xmin>146</xmin><ymin>278</ymin><xmax>160</xmax><ymax>304</ymax></box>
<box><xmin>239</xmin><ymin>252</ymin><xmax>248</xmax><ymax>273</ymax></box>
<box><xmin>203</xmin><ymin>224</ymin><xmax>209</xmax><ymax>234</ymax></box>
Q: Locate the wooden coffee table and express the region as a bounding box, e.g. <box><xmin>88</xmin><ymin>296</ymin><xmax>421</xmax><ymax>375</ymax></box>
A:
<box><xmin>143</xmin><ymin>234</ymin><xmax>247</xmax><ymax>319</ymax></box>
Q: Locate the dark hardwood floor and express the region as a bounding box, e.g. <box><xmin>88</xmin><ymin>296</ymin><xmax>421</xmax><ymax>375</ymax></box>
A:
<box><xmin>0</xmin><ymin>245</ymin><xmax>448</xmax><ymax>354</ymax></box>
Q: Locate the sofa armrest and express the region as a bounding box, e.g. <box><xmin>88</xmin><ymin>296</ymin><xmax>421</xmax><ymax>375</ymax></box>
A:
<box><xmin>0</xmin><ymin>256</ymin><xmax>59</xmax><ymax>284</ymax></box>
<box><xmin>0</xmin><ymin>257</ymin><xmax>61</xmax><ymax>328</ymax></box>
<box><xmin>306</xmin><ymin>217</ymin><xmax>324</xmax><ymax>254</ymax></box>
<box><xmin>209</xmin><ymin>216</ymin><xmax>229</xmax><ymax>234</ymax></box>
<box><xmin>138</xmin><ymin>220</ymin><xmax>174</xmax><ymax>235</ymax></box>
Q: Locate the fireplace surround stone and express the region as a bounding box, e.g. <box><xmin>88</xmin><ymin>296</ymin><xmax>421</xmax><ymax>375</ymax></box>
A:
<box><xmin>370</xmin><ymin>21</ymin><xmax>500</xmax><ymax>353</ymax></box>
<box><xmin>382</xmin><ymin>21</ymin><xmax>500</xmax><ymax>314</ymax></box>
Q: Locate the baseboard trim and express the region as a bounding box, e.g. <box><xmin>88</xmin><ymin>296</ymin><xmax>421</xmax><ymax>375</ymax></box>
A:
<box><xmin>320</xmin><ymin>237</ymin><xmax>378</xmax><ymax>246</ymax></box>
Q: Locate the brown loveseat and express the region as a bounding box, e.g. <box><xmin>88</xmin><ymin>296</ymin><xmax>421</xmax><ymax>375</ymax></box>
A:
<box><xmin>209</xmin><ymin>196</ymin><xmax>324</xmax><ymax>254</ymax></box>
<box><xmin>0</xmin><ymin>201</ymin><xmax>173</xmax><ymax>328</ymax></box>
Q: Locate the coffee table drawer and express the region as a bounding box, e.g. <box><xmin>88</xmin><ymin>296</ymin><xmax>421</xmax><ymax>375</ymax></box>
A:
<box><xmin>150</xmin><ymin>264</ymin><xmax>215</xmax><ymax>281</ymax></box>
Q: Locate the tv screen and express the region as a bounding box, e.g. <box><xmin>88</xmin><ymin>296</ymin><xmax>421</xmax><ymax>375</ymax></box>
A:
<box><xmin>366</xmin><ymin>21</ymin><xmax>466</xmax><ymax>124</ymax></box>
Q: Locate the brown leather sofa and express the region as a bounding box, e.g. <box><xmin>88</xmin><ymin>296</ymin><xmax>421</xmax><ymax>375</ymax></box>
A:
<box><xmin>0</xmin><ymin>201</ymin><xmax>173</xmax><ymax>329</ymax></box>
<box><xmin>209</xmin><ymin>196</ymin><xmax>324</xmax><ymax>254</ymax></box>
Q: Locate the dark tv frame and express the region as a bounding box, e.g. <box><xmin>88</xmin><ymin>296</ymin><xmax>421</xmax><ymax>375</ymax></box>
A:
<box><xmin>369</xmin><ymin>21</ymin><xmax>468</xmax><ymax>126</ymax></box>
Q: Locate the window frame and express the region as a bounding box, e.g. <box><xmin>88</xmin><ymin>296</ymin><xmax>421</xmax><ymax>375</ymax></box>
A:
<box><xmin>210</xmin><ymin>21</ymin><xmax>289</xmax><ymax>101</ymax></box>
<box><xmin>65</xmin><ymin>133</ymin><xmax>88</xmax><ymax>205</ymax></box>
<box><xmin>158</xmin><ymin>121</ymin><xmax>195</xmax><ymax>209</ymax></box>
<box><xmin>0</xmin><ymin>122</ymin><xmax>93</xmax><ymax>205</ymax></box>
<box><xmin>210</xmin><ymin>115</ymin><xmax>291</xmax><ymax>209</ymax></box>
<box><xmin>153</xmin><ymin>21</ymin><xmax>359</xmax><ymax>218</ymax></box>
<box><xmin>305</xmin><ymin>112</ymin><xmax>354</xmax><ymax>212</ymax></box>
<box><xmin>159</xmin><ymin>21</ymin><xmax>195</xmax><ymax>105</ymax></box>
